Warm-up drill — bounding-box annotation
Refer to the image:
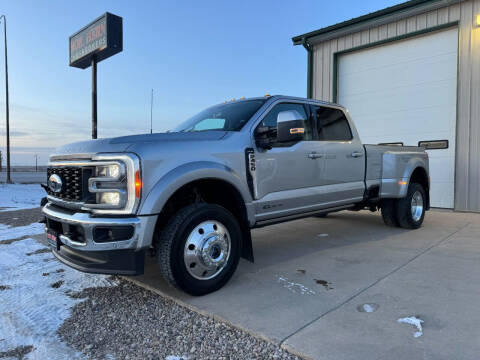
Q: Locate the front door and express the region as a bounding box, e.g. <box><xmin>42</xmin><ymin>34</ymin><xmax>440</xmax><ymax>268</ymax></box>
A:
<box><xmin>252</xmin><ymin>102</ymin><xmax>325</xmax><ymax>220</ymax></box>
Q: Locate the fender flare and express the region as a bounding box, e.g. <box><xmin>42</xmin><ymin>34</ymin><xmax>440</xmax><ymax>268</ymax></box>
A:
<box><xmin>404</xmin><ymin>163</ymin><xmax>430</xmax><ymax>209</ymax></box>
<box><xmin>139</xmin><ymin>161</ymin><xmax>255</xmax><ymax>262</ymax></box>
<box><xmin>139</xmin><ymin>161</ymin><xmax>254</xmax><ymax>221</ymax></box>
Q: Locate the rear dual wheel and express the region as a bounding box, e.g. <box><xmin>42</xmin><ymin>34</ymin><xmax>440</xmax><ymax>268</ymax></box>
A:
<box><xmin>381</xmin><ymin>182</ymin><xmax>426</xmax><ymax>229</ymax></box>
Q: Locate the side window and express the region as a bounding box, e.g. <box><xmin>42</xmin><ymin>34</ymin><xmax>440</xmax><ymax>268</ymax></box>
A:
<box><xmin>313</xmin><ymin>106</ymin><xmax>352</xmax><ymax>141</ymax></box>
<box><xmin>260</xmin><ymin>103</ymin><xmax>312</xmax><ymax>142</ymax></box>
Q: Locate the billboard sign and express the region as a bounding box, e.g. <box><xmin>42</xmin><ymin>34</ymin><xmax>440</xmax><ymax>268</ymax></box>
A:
<box><xmin>69</xmin><ymin>12</ymin><xmax>122</xmax><ymax>69</ymax></box>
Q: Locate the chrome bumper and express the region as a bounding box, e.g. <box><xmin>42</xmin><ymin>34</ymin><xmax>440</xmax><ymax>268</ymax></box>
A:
<box><xmin>42</xmin><ymin>203</ymin><xmax>150</xmax><ymax>251</ymax></box>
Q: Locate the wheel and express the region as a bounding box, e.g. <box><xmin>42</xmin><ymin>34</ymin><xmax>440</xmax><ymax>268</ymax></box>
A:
<box><xmin>395</xmin><ymin>182</ymin><xmax>426</xmax><ymax>229</ymax></box>
<box><xmin>156</xmin><ymin>203</ymin><xmax>241</xmax><ymax>296</ymax></box>
<box><xmin>381</xmin><ymin>199</ymin><xmax>399</xmax><ymax>227</ymax></box>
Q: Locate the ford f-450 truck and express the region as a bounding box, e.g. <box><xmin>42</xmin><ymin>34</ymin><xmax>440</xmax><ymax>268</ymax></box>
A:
<box><xmin>43</xmin><ymin>95</ymin><xmax>429</xmax><ymax>295</ymax></box>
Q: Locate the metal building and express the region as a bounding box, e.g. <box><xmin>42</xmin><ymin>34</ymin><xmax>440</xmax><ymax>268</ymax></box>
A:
<box><xmin>293</xmin><ymin>0</ymin><xmax>480</xmax><ymax>212</ymax></box>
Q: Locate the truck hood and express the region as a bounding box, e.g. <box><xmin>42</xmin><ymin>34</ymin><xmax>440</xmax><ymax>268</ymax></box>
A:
<box><xmin>53</xmin><ymin>131</ymin><xmax>228</xmax><ymax>156</ymax></box>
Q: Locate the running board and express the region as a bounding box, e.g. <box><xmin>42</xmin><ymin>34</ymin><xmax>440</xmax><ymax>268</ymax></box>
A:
<box><xmin>253</xmin><ymin>204</ymin><xmax>354</xmax><ymax>228</ymax></box>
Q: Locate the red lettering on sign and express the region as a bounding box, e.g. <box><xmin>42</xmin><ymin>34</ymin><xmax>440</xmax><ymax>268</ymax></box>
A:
<box><xmin>85</xmin><ymin>22</ymin><xmax>106</xmax><ymax>45</ymax></box>
<box><xmin>70</xmin><ymin>37</ymin><xmax>83</xmax><ymax>52</ymax></box>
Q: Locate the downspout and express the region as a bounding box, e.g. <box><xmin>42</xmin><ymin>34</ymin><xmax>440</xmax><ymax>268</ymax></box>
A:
<box><xmin>302</xmin><ymin>37</ymin><xmax>313</xmax><ymax>99</ymax></box>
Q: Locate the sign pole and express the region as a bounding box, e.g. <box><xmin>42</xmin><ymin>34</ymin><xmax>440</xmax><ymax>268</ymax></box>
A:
<box><xmin>91</xmin><ymin>56</ymin><xmax>97</xmax><ymax>139</ymax></box>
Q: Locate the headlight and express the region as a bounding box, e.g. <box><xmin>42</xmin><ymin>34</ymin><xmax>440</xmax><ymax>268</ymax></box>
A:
<box><xmin>83</xmin><ymin>153</ymin><xmax>141</xmax><ymax>215</ymax></box>
<box><xmin>97</xmin><ymin>164</ymin><xmax>122</xmax><ymax>178</ymax></box>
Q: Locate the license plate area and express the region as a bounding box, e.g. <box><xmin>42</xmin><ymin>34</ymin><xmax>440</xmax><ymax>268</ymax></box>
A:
<box><xmin>46</xmin><ymin>229</ymin><xmax>60</xmax><ymax>250</ymax></box>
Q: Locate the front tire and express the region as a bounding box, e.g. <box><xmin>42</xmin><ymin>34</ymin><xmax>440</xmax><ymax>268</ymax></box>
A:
<box><xmin>395</xmin><ymin>182</ymin><xmax>426</xmax><ymax>229</ymax></box>
<box><xmin>156</xmin><ymin>203</ymin><xmax>241</xmax><ymax>296</ymax></box>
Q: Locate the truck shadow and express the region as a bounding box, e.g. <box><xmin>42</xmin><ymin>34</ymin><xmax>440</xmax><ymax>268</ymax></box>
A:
<box><xmin>247</xmin><ymin>209</ymin><xmax>445</xmax><ymax>270</ymax></box>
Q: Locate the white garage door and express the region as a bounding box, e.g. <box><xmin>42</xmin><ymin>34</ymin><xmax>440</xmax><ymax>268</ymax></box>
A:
<box><xmin>337</xmin><ymin>28</ymin><xmax>458</xmax><ymax>208</ymax></box>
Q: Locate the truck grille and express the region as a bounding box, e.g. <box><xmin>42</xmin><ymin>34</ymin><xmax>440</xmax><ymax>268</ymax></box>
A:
<box><xmin>47</xmin><ymin>167</ymin><xmax>85</xmax><ymax>202</ymax></box>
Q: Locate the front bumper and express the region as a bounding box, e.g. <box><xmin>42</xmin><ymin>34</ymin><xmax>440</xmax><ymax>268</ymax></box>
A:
<box><xmin>42</xmin><ymin>203</ymin><xmax>155</xmax><ymax>275</ymax></box>
<box><xmin>52</xmin><ymin>246</ymin><xmax>145</xmax><ymax>276</ymax></box>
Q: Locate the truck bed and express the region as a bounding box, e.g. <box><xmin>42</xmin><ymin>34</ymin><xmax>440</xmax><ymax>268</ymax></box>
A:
<box><xmin>363</xmin><ymin>144</ymin><xmax>428</xmax><ymax>197</ymax></box>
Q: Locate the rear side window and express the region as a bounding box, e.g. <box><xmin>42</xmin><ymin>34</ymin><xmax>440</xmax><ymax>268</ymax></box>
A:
<box><xmin>312</xmin><ymin>106</ymin><xmax>352</xmax><ymax>141</ymax></box>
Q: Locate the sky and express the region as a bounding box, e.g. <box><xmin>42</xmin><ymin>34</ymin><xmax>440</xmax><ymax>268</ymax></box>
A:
<box><xmin>0</xmin><ymin>0</ymin><xmax>402</xmax><ymax>166</ymax></box>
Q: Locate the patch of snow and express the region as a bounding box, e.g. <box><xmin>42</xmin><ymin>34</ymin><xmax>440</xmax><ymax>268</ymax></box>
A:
<box><xmin>0</xmin><ymin>231</ymin><xmax>118</xmax><ymax>359</ymax></box>
<box><xmin>166</xmin><ymin>356</ymin><xmax>188</xmax><ymax>360</ymax></box>
<box><xmin>397</xmin><ymin>316</ymin><xmax>424</xmax><ymax>338</ymax></box>
<box><xmin>0</xmin><ymin>223</ymin><xmax>45</xmax><ymax>241</ymax></box>
<box><xmin>363</xmin><ymin>304</ymin><xmax>375</xmax><ymax>313</ymax></box>
<box><xmin>278</xmin><ymin>276</ymin><xmax>315</xmax><ymax>295</ymax></box>
<box><xmin>0</xmin><ymin>184</ymin><xmax>45</xmax><ymax>212</ymax></box>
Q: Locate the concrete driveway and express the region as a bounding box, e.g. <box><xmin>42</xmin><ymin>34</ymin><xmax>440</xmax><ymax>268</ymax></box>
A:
<box><xmin>127</xmin><ymin>210</ymin><xmax>480</xmax><ymax>360</ymax></box>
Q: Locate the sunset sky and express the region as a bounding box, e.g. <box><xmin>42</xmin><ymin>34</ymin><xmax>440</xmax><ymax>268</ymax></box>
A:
<box><xmin>0</xmin><ymin>0</ymin><xmax>401</xmax><ymax>165</ymax></box>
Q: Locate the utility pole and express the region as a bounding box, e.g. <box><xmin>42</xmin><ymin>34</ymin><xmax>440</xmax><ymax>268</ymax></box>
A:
<box><xmin>150</xmin><ymin>89</ymin><xmax>153</xmax><ymax>134</ymax></box>
<box><xmin>0</xmin><ymin>150</ymin><xmax>2</xmax><ymax>172</ymax></box>
<box><xmin>34</xmin><ymin>154</ymin><xmax>38</xmax><ymax>172</ymax></box>
<box><xmin>0</xmin><ymin>15</ymin><xmax>11</xmax><ymax>183</ymax></box>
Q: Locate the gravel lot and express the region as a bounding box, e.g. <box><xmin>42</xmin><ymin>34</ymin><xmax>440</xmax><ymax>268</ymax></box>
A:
<box><xmin>0</xmin><ymin>207</ymin><xmax>43</xmax><ymax>227</ymax></box>
<box><xmin>59</xmin><ymin>279</ymin><xmax>301</xmax><ymax>360</ymax></box>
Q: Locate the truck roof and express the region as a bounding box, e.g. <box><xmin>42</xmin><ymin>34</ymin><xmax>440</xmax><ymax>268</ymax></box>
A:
<box><xmin>219</xmin><ymin>95</ymin><xmax>346</xmax><ymax>110</ymax></box>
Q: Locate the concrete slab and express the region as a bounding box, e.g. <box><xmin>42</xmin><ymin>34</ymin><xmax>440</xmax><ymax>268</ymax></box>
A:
<box><xmin>124</xmin><ymin>209</ymin><xmax>480</xmax><ymax>358</ymax></box>
<box><xmin>283</xmin><ymin>220</ymin><xmax>480</xmax><ymax>360</ymax></box>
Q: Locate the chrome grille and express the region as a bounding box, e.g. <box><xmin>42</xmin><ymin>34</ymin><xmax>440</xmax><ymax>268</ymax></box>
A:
<box><xmin>47</xmin><ymin>167</ymin><xmax>83</xmax><ymax>201</ymax></box>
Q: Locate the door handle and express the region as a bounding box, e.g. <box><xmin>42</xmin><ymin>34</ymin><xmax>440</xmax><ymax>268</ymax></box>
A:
<box><xmin>351</xmin><ymin>151</ymin><xmax>364</xmax><ymax>158</ymax></box>
<box><xmin>308</xmin><ymin>152</ymin><xmax>323</xmax><ymax>159</ymax></box>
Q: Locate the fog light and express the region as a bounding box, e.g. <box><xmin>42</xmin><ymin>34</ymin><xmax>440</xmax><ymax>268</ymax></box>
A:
<box><xmin>99</xmin><ymin>192</ymin><xmax>121</xmax><ymax>206</ymax></box>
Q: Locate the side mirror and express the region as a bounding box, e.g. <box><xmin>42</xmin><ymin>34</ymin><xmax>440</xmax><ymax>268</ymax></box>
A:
<box><xmin>276</xmin><ymin>110</ymin><xmax>307</xmax><ymax>143</ymax></box>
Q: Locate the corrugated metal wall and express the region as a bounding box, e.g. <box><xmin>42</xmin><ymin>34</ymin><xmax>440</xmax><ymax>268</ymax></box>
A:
<box><xmin>310</xmin><ymin>0</ymin><xmax>480</xmax><ymax>212</ymax></box>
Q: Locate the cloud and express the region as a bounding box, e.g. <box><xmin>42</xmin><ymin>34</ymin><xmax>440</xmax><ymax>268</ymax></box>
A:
<box><xmin>0</xmin><ymin>130</ymin><xmax>29</xmax><ymax>137</ymax></box>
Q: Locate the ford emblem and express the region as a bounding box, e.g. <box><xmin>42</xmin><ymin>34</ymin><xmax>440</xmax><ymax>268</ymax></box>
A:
<box><xmin>48</xmin><ymin>174</ymin><xmax>63</xmax><ymax>193</ymax></box>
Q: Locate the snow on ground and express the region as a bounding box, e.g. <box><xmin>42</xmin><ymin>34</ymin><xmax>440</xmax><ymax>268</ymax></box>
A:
<box><xmin>278</xmin><ymin>276</ymin><xmax>316</xmax><ymax>295</ymax></box>
<box><xmin>0</xmin><ymin>223</ymin><xmax>118</xmax><ymax>359</ymax></box>
<box><xmin>397</xmin><ymin>316</ymin><xmax>424</xmax><ymax>338</ymax></box>
<box><xmin>0</xmin><ymin>223</ymin><xmax>45</xmax><ymax>241</ymax></box>
<box><xmin>362</xmin><ymin>304</ymin><xmax>375</xmax><ymax>313</ymax></box>
<box><xmin>0</xmin><ymin>184</ymin><xmax>45</xmax><ymax>212</ymax></box>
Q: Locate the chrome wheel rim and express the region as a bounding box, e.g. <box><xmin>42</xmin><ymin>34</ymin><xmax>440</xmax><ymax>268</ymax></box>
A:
<box><xmin>183</xmin><ymin>220</ymin><xmax>231</xmax><ymax>280</ymax></box>
<box><xmin>411</xmin><ymin>191</ymin><xmax>424</xmax><ymax>222</ymax></box>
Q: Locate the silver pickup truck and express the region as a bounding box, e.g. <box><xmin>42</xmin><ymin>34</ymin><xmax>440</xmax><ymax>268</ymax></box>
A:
<box><xmin>43</xmin><ymin>95</ymin><xmax>429</xmax><ymax>295</ymax></box>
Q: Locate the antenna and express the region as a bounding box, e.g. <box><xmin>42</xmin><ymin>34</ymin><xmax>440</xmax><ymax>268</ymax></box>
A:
<box><xmin>150</xmin><ymin>89</ymin><xmax>153</xmax><ymax>134</ymax></box>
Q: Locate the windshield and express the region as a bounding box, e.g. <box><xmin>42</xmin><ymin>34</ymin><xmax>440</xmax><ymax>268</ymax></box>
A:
<box><xmin>173</xmin><ymin>100</ymin><xmax>266</xmax><ymax>132</ymax></box>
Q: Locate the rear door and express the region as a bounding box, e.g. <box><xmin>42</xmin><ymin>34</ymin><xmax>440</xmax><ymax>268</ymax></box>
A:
<box><xmin>311</xmin><ymin>105</ymin><xmax>365</xmax><ymax>206</ymax></box>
